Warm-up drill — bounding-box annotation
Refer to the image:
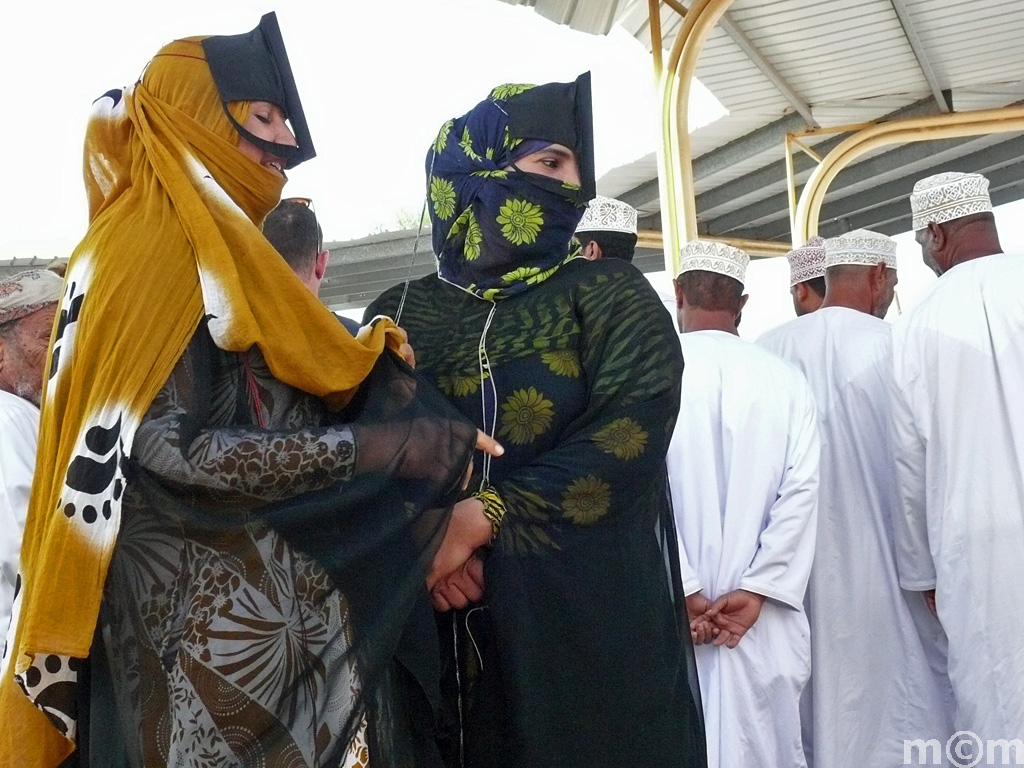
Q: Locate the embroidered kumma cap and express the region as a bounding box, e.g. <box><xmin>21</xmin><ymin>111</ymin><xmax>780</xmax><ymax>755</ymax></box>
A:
<box><xmin>0</xmin><ymin>269</ymin><xmax>63</xmax><ymax>326</ymax></box>
<box><xmin>677</xmin><ymin>239</ymin><xmax>749</xmax><ymax>286</ymax></box>
<box><xmin>786</xmin><ymin>236</ymin><xmax>826</xmax><ymax>287</ymax></box>
<box><xmin>824</xmin><ymin>229</ymin><xmax>897</xmax><ymax>270</ymax></box>
<box><xmin>575</xmin><ymin>195</ymin><xmax>638</xmax><ymax>235</ymax></box>
<box><xmin>910</xmin><ymin>172</ymin><xmax>992</xmax><ymax>231</ymax></box>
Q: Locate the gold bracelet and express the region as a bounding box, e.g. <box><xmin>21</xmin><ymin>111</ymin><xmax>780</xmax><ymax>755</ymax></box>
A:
<box><xmin>474</xmin><ymin>487</ymin><xmax>506</xmax><ymax>545</ymax></box>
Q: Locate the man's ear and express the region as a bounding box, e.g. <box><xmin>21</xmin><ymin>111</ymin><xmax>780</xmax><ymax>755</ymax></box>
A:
<box><xmin>794</xmin><ymin>282</ymin><xmax>808</xmax><ymax>303</ymax></box>
<box><xmin>583</xmin><ymin>240</ymin><xmax>601</xmax><ymax>261</ymax></box>
<box><xmin>873</xmin><ymin>261</ymin><xmax>888</xmax><ymax>287</ymax></box>
<box><xmin>928</xmin><ymin>221</ymin><xmax>946</xmax><ymax>251</ymax></box>
<box><xmin>738</xmin><ymin>293</ymin><xmax>750</xmax><ymax>314</ymax></box>
<box><xmin>673</xmin><ymin>278</ymin><xmax>685</xmax><ymax>308</ymax></box>
<box><xmin>315</xmin><ymin>249</ymin><xmax>329</xmax><ymax>280</ymax></box>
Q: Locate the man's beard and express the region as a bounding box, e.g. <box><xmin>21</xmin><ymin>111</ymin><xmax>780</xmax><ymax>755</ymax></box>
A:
<box><xmin>13</xmin><ymin>378</ymin><xmax>42</xmax><ymax>406</ymax></box>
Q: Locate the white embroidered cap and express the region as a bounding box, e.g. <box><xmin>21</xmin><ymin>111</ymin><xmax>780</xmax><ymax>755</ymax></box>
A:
<box><xmin>575</xmin><ymin>195</ymin><xmax>638</xmax><ymax>235</ymax></box>
<box><xmin>824</xmin><ymin>229</ymin><xmax>897</xmax><ymax>270</ymax></box>
<box><xmin>786</xmin><ymin>236</ymin><xmax>827</xmax><ymax>287</ymax></box>
<box><xmin>677</xmin><ymin>239</ymin><xmax>749</xmax><ymax>285</ymax></box>
<box><xmin>0</xmin><ymin>270</ymin><xmax>63</xmax><ymax>327</ymax></box>
<box><xmin>910</xmin><ymin>172</ymin><xmax>992</xmax><ymax>231</ymax></box>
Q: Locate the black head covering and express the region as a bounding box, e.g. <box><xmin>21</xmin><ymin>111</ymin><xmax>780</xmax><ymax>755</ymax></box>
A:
<box><xmin>505</xmin><ymin>72</ymin><xmax>596</xmax><ymax>202</ymax></box>
<box><xmin>201</xmin><ymin>12</ymin><xmax>315</xmax><ymax>169</ymax></box>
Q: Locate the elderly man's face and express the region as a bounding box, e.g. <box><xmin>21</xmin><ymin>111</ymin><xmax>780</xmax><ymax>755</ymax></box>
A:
<box><xmin>0</xmin><ymin>305</ymin><xmax>57</xmax><ymax>405</ymax></box>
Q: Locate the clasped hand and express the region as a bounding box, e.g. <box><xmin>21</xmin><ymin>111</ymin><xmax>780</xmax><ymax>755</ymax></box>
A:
<box><xmin>426</xmin><ymin>431</ymin><xmax>502</xmax><ymax>612</ymax></box>
<box><xmin>686</xmin><ymin>589</ymin><xmax>767</xmax><ymax>649</ymax></box>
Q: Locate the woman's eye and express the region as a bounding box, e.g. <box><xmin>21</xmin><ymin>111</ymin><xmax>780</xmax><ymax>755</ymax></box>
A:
<box><xmin>255</xmin><ymin>114</ymin><xmax>271</xmax><ymax>124</ymax></box>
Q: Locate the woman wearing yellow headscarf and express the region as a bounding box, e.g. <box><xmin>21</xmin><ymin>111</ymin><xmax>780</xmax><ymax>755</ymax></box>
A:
<box><xmin>0</xmin><ymin>14</ymin><xmax>493</xmax><ymax>767</ymax></box>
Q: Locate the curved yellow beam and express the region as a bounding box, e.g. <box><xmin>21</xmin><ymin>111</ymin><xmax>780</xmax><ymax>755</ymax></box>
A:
<box><xmin>794</xmin><ymin>105</ymin><xmax>1024</xmax><ymax>244</ymax></box>
<box><xmin>658</xmin><ymin>0</ymin><xmax>737</xmax><ymax>275</ymax></box>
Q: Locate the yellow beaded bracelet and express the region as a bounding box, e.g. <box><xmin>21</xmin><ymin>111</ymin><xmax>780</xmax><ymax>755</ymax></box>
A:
<box><xmin>474</xmin><ymin>487</ymin><xmax>507</xmax><ymax>544</ymax></box>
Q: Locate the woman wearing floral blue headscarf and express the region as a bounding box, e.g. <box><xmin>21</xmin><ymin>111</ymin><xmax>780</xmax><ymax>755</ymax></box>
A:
<box><xmin>366</xmin><ymin>75</ymin><xmax>706</xmax><ymax>768</ymax></box>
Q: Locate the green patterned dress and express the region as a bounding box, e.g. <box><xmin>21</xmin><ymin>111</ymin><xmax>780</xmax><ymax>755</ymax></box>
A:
<box><xmin>366</xmin><ymin>257</ymin><xmax>705</xmax><ymax>768</ymax></box>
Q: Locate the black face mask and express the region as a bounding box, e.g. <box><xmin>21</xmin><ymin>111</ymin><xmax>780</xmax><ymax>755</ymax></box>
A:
<box><xmin>504</xmin><ymin>72</ymin><xmax>596</xmax><ymax>204</ymax></box>
<box><xmin>201</xmin><ymin>12</ymin><xmax>315</xmax><ymax>170</ymax></box>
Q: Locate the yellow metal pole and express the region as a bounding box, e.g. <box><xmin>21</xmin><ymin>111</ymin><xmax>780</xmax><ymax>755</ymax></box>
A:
<box><xmin>785</xmin><ymin>134</ymin><xmax>799</xmax><ymax>244</ymax></box>
<box><xmin>649</xmin><ymin>0</ymin><xmax>678</xmax><ymax>275</ymax></box>
<box><xmin>649</xmin><ymin>0</ymin><xmax>664</xmax><ymax>75</ymax></box>
<box><xmin>789</xmin><ymin>136</ymin><xmax>822</xmax><ymax>163</ymax></box>
<box><xmin>794</xmin><ymin>105</ymin><xmax>1024</xmax><ymax>242</ymax></box>
<box><xmin>677</xmin><ymin>0</ymin><xmax>734</xmax><ymax>236</ymax></box>
<box><xmin>659</xmin><ymin>0</ymin><xmax>738</xmax><ymax>275</ymax></box>
<box><xmin>657</xmin><ymin>0</ymin><xmax>690</xmax><ymax>276</ymax></box>
<box><xmin>636</xmin><ymin>229</ymin><xmax>790</xmax><ymax>257</ymax></box>
<box><xmin>788</xmin><ymin>121</ymin><xmax>876</xmax><ymax>140</ymax></box>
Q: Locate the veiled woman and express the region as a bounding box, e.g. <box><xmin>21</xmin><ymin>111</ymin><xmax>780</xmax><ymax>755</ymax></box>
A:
<box><xmin>0</xmin><ymin>14</ymin><xmax>498</xmax><ymax>768</ymax></box>
<box><xmin>366</xmin><ymin>76</ymin><xmax>706</xmax><ymax>768</ymax></box>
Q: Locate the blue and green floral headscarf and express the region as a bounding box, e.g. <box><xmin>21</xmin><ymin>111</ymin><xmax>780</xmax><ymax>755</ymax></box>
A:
<box><xmin>427</xmin><ymin>73</ymin><xmax>596</xmax><ymax>302</ymax></box>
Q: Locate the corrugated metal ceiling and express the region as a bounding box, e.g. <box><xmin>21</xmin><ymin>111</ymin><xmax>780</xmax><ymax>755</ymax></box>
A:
<box><xmin>498</xmin><ymin>0</ymin><xmax>1024</xmax><ymax>246</ymax></box>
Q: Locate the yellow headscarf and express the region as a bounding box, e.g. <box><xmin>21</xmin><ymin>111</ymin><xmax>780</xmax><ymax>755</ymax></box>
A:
<box><xmin>0</xmin><ymin>38</ymin><xmax>400</xmax><ymax>765</ymax></box>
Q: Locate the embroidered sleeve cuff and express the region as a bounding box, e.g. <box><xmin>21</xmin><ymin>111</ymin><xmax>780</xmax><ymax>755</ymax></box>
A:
<box><xmin>474</xmin><ymin>486</ymin><xmax>506</xmax><ymax>545</ymax></box>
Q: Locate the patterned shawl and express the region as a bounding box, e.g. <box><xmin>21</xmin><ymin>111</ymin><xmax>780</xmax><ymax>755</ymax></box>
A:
<box><xmin>427</xmin><ymin>78</ymin><xmax>595</xmax><ymax>302</ymax></box>
<box><xmin>0</xmin><ymin>37</ymin><xmax>402</xmax><ymax>765</ymax></box>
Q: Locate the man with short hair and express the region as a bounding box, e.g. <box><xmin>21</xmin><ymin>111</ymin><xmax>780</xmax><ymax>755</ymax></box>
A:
<box><xmin>668</xmin><ymin>240</ymin><xmax>819</xmax><ymax>768</ymax></box>
<box><xmin>263</xmin><ymin>199</ymin><xmax>417</xmax><ymax>366</ymax></box>
<box><xmin>891</xmin><ymin>172</ymin><xmax>1024</xmax><ymax>744</ymax></box>
<box><xmin>0</xmin><ymin>270</ymin><xmax>62</xmax><ymax>639</ymax></box>
<box><xmin>574</xmin><ymin>194</ymin><xmax>638</xmax><ymax>262</ymax></box>
<box><xmin>262</xmin><ymin>197</ymin><xmax>362</xmax><ymax>330</ymax></box>
<box><xmin>759</xmin><ymin>230</ymin><xmax>954</xmax><ymax>768</ymax></box>
<box><xmin>785</xmin><ymin>236</ymin><xmax>827</xmax><ymax>316</ymax></box>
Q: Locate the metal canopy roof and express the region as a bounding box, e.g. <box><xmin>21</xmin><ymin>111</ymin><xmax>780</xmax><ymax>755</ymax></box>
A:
<box><xmin>503</xmin><ymin>0</ymin><xmax>1024</xmax><ymax>245</ymax></box>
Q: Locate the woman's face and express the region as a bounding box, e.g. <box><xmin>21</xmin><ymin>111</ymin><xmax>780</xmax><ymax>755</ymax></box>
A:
<box><xmin>514</xmin><ymin>143</ymin><xmax>582</xmax><ymax>187</ymax></box>
<box><xmin>237</xmin><ymin>101</ymin><xmax>296</xmax><ymax>177</ymax></box>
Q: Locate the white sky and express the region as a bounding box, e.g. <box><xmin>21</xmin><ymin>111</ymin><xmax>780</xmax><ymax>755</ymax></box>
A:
<box><xmin>5</xmin><ymin>0</ymin><xmax>1023</xmax><ymax>336</ymax></box>
<box><xmin>2</xmin><ymin>0</ymin><xmax>692</xmax><ymax>256</ymax></box>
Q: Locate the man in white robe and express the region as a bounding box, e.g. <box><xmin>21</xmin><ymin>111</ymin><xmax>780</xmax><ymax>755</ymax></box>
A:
<box><xmin>759</xmin><ymin>230</ymin><xmax>955</xmax><ymax>768</ymax></box>
<box><xmin>0</xmin><ymin>270</ymin><xmax>62</xmax><ymax>641</ymax></box>
<box><xmin>890</xmin><ymin>173</ymin><xmax>1024</xmax><ymax>749</ymax></box>
<box><xmin>667</xmin><ymin>240</ymin><xmax>820</xmax><ymax>768</ymax></box>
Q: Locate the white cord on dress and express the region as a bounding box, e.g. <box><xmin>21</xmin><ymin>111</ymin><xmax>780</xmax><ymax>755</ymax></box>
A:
<box><xmin>394</xmin><ymin>150</ymin><xmax>437</xmax><ymax>326</ymax></box>
<box><xmin>477</xmin><ymin>302</ymin><xmax>498</xmax><ymax>490</ymax></box>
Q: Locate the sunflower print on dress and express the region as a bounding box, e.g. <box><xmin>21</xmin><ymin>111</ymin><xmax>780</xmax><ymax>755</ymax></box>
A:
<box><xmin>561</xmin><ymin>475</ymin><xmax>612</xmax><ymax>524</ymax></box>
<box><xmin>499</xmin><ymin>387</ymin><xmax>555</xmax><ymax>445</ymax></box>
<box><xmin>592</xmin><ymin>418</ymin><xmax>648</xmax><ymax>460</ymax></box>
<box><xmin>425</xmin><ymin>84</ymin><xmax>588</xmax><ymax>302</ymax></box>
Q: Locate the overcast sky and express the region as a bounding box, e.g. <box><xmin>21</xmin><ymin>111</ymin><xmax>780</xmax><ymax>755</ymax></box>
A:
<box><xmin>3</xmin><ymin>0</ymin><xmax>704</xmax><ymax>257</ymax></box>
<box><xmin>5</xmin><ymin>0</ymin><xmax>1022</xmax><ymax>336</ymax></box>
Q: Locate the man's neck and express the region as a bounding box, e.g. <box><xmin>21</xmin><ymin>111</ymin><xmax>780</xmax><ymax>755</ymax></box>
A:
<box><xmin>681</xmin><ymin>308</ymin><xmax>738</xmax><ymax>335</ymax></box>
<box><xmin>820</xmin><ymin>284</ymin><xmax>873</xmax><ymax>315</ymax></box>
<box><xmin>946</xmin><ymin>230</ymin><xmax>1003</xmax><ymax>273</ymax></box>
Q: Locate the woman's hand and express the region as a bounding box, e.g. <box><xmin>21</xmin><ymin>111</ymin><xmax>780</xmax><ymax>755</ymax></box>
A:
<box><xmin>427</xmin><ymin>497</ymin><xmax>492</xmax><ymax>594</ymax></box>
<box><xmin>462</xmin><ymin>431</ymin><xmax>504</xmax><ymax>489</ymax></box>
<box><xmin>431</xmin><ymin>555</ymin><xmax>485</xmax><ymax>611</ymax></box>
<box><xmin>395</xmin><ymin>326</ymin><xmax>416</xmax><ymax>369</ymax></box>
